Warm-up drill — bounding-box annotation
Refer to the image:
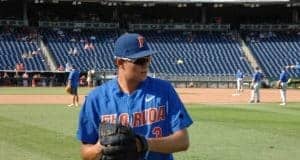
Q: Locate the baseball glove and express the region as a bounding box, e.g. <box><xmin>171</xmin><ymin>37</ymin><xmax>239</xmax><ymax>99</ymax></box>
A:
<box><xmin>99</xmin><ymin>123</ymin><xmax>148</xmax><ymax>160</ymax></box>
<box><xmin>65</xmin><ymin>85</ymin><xmax>72</xmax><ymax>94</ymax></box>
<box><xmin>275</xmin><ymin>81</ymin><xmax>281</xmax><ymax>89</ymax></box>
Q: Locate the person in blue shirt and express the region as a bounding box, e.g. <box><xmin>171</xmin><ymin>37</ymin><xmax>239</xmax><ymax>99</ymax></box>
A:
<box><xmin>278</xmin><ymin>67</ymin><xmax>289</xmax><ymax>106</ymax></box>
<box><xmin>235</xmin><ymin>69</ymin><xmax>244</xmax><ymax>95</ymax></box>
<box><xmin>76</xmin><ymin>33</ymin><xmax>193</xmax><ymax>160</ymax></box>
<box><xmin>249</xmin><ymin>66</ymin><xmax>264</xmax><ymax>103</ymax></box>
<box><xmin>67</xmin><ymin>66</ymin><xmax>80</xmax><ymax>107</ymax></box>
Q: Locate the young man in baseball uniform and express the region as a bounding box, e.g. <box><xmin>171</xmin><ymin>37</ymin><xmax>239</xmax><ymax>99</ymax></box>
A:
<box><xmin>235</xmin><ymin>69</ymin><xmax>244</xmax><ymax>96</ymax></box>
<box><xmin>67</xmin><ymin>66</ymin><xmax>80</xmax><ymax>107</ymax></box>
<box><xmin>278</xmin><ymin>67</ymin><xmax>289</xmax><ymax>106</ymax></box>
<box><xmin>77</xmin><ymin>33</ymin><xmax>193</xmax><ymax>160</ymax></box>
<box><xmin>249</xmin><ymin>67</ymin><xmax>264</xmax><ymax>103</ymax></box>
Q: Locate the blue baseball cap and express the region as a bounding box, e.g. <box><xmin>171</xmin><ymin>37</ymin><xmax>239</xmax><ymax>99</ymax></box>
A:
<box><xmin>114</xmin><ymin>33</ymin><xmax>156</xmax><ymax>59</ymax></box>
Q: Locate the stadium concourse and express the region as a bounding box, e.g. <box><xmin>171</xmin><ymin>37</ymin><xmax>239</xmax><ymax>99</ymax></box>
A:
<box><xmin>0</xmin><ymin>88</ymin><xmax>300</xmax><ymax>104</ymax></box>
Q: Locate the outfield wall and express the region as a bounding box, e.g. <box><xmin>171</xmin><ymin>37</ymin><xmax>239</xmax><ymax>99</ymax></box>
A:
<box><xmin>1</xmin><ymin>70</ymin><xmax>300</xmax><ymax>89</ymax></box>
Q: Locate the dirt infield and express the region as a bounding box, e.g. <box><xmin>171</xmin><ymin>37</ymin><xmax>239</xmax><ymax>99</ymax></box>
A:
<box><xmin>0</xmin><ymin>88</ymin><xmax>299</xmax><ymax>104</ymax></box>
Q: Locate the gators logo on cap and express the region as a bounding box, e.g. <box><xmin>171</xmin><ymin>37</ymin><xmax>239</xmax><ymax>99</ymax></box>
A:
<box><xmin>137</xmin><ymin>35</ymin><xmax>145</xmax><ymax>48</ymax></box>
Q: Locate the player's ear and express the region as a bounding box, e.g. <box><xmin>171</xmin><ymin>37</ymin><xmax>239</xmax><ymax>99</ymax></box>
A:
<box><xmin>115</xmin><ymin>58</ymin><xmax>125</xmax><ymax>68</ymax></box>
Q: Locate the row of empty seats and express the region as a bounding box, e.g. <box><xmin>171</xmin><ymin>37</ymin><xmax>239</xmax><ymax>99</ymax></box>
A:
<box><xmin>246</xmin><ymin>31</ymin><xmax>300</xmax><ymax>78</ymax></box>
<box><xmin>42</xmin><ymin>29</ymin><xmax>253</xmax><ymax>75</ymax></box>
<box><xmin>41</xmin><ymin>28</ymin><xmax>117</xmax><ymax>71</ymax></box>
<box><xmin>2</xmin><ymin>27</ymin><xmax>300</xmax><ymax>79</ymax></box>
<box><xmin>0</xmin><ymin>27</ymin><xmax>48</xmax><ymax>71</ymax></box>
<box><xmin>143</xmin><ymin>31</ymin><xmax>252</xmax><ymax>75</ymax></box>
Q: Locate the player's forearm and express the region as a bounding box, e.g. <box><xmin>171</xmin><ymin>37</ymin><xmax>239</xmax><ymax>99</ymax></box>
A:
<box><xmin>147</xmin><ymin>129</ymin><xmax>190</xmax><ymax>154</ymax></box>
<box><xmin>80</xmin><ymin>143</ymin><xmax>102</xmax><ymax>160</ymax></box>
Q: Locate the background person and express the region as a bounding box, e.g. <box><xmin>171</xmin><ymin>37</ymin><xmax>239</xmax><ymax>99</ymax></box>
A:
<box><xmin>249</xmin><ymin>66</ymin><xmax>264</xmax><ymax>103</ymax></box>
<box><xmin>278</xmin><ymin>67</ymin><xmax>289</xmax><ymax>106</ymax></box>
<box><xmin>67</xmin><ymin>66</ymin><xmax>80</xmax><ymax>107</ymax></box>
<box><xmin>87</xmin><ymin>70</ymin><xmax>93</xmax><ymax>87</ymax></box>
<box><xmin>22</xmin><ymin>72</ymin><xmax>29</xmax><ymax>87</ymax></box>
<box><xmin>235</xmin><ymin>69</ymin><xmax>244</xmax><ymax>95</ymax></box>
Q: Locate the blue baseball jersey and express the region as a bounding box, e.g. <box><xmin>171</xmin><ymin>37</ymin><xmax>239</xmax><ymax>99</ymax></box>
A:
<box><xmin>236</xmin><ymin>71</ymin><xmax>244</xmax><ymax>79</ymax></box>
<box><xmin>252</xmin><ymin>71</ymin><xmax>263</xmax><ymax>83</ymax></box>
<box><xmin>68</xmin><ymin>69</ymin><xmax>80</xmax><ymax>87</ymax></box>
<box><xmin>279</xmin><ymin>71</ymin><xmax>289</xmax><ymax>83</ymax></box>
<box><xmin>77</xmin><ymin>77</ymin><xmax>193</xmax><ymax>160</ymax></box>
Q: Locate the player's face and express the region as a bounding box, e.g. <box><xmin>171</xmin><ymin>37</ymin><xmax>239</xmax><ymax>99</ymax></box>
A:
<box><xmin>119</xmin><ymin>56</ymin><xmax>151</xmax><ymax>82</ymax></box>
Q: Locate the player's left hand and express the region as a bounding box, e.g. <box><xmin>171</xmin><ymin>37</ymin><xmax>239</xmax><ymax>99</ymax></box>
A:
<box><xmin>275</xmin><ymin>81</ymin><xmax>281</xmax><ymax>89</ymax></box>
<box><xmin>99</xmin><ymin>123</ymin><xmax>148</xmax><ymax>160</ymax></box>
<box><xmin>65</xmin><ymin>85</ymin><xmax>72</xmax><ymax>94</ymax></box>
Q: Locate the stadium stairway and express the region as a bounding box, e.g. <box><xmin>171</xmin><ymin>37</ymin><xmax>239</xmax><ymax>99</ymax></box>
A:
<box><xmin>39</xmin><ymin>40</ymin><xmax>57</xmax><ymax>71</ymax></box>
<box><xmin>240</xmin><ymin>39</ymin><xmax>259</xmax><ymax>70</ymax></box>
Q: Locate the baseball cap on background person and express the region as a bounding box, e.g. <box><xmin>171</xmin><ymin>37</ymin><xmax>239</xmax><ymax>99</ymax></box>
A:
<box><xmin>114</xmin><ymin>33</ymin><xmax>156</xmax><ymax>59</ymax></box>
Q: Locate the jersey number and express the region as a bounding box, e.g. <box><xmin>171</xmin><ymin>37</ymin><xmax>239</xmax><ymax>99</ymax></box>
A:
<box><xmin>152</xmin><ymin>127</ymin><xmax>162</xmax><ymax>138</ymax></box>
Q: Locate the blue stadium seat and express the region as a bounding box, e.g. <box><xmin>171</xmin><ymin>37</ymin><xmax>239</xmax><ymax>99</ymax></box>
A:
<box><xmin>246</xmin><ymin>32</ymin><xmax>300</xmax><ymax>78</ymax></box>
<box><xmin>0</xmin><ymin>28</ymin><xmax>48</xmax><ymax>71</ymax></box>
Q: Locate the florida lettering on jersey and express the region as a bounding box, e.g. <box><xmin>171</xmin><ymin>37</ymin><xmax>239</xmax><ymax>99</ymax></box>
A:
<box><xmin>101</xmin><ymin>106</ymin><xmax>166</xmax><ymax>127</ymax></box>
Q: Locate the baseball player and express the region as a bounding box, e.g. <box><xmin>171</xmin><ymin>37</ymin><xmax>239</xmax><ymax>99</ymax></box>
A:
<box><xmin>77</xmin><ymin>33</ymin><xmax>193</xmax><ymax>160</ymax></box>
<box><xmin>235</xmin><ymin>69</ymin><xmax>244</xmax><ymax>95</ymax></box>
<box><xmin>278</xmin><ymin>67</ymin><xmax>289</xmax><ymax>106</ymax></box>
<box><xmin>67</xmin><ymin>66</ymin><xmax>80</xmax><ymax>107</ymax></box>
<box><xmin>249</xmin><ymin>66</ymin><xmax>264</xmax><ymax>103</ymax></box>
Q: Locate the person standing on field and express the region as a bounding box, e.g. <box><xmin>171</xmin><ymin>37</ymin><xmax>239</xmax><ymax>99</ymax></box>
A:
<box><xmin>67</xmin><ymin>66</ymin><xmax>80</xmax><ymax>107</ymax></box>
<box><xmin>235</xmin><ymin>69</ymin><xmax>244</xmax><ymax>95</ymax></box>
<box><xmin>249</xmin><ymin>66</ymin><xmax>263</xmax><ymax>103</ymax></box>
<box><xmin>76</xmin><ymin>33</ymin><xmax>193</xmax><ymax>160</ymax></box>
<box><xmin>278</xmin><ymin>67</ymin><xmax>289</xmax><ymax>106</ymax></box>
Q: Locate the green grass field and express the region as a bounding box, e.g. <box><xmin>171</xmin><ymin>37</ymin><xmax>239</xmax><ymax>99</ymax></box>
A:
<box><xmin>1</xmin><ymin>102</ymin><xmax>300</xmax><ymax>160</ymax></box>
